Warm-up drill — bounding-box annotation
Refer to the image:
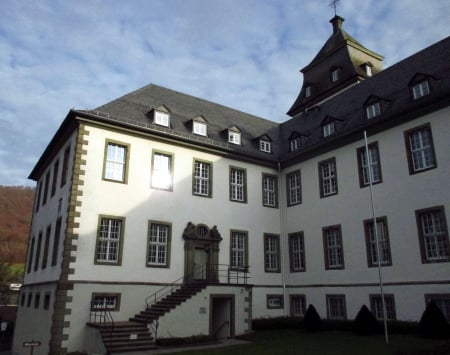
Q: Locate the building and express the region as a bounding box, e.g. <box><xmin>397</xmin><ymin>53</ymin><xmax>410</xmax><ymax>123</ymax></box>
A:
<box><xmin>13</xmin><ymin>15</ymin><xmax>450</xmax><ymax>355</ymax></box>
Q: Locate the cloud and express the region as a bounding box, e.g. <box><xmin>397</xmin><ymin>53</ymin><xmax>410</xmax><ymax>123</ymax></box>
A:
<box><xmin>0</xmin><ymin>0</ymin><xmax>449</xmax><ymax>186</ymax></box>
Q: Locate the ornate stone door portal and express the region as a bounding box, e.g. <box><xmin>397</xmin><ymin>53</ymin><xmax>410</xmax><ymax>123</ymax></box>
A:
<box><xmin>183</xmin><ymin>222</ymin><xmax>222</xmax><ymax>284</ymax></box>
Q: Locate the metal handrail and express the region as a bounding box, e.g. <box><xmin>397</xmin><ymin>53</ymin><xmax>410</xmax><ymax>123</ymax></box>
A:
<box><xmin>213</xmin><ymin>320</ymin><xmax>230</xmax><ymax>339</ymax></box>
<box><xmin>89</xmin><ymin>303</ymin><xmax>115</xmax><ymax>347</ymax></box>
<box><xmin>144</xmin><ymin>264</ymin><xmax>250</xmax><ymax>309</ymax></box>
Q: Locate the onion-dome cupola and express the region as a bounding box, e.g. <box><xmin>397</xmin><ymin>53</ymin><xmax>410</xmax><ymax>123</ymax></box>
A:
<box><xmin>287</xmin><ymin>15</ymin><xmax>384</xmax><ymax>117</ymax></box>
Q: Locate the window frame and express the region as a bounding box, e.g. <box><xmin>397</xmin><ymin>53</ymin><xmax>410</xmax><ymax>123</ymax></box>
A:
<box><xmin>153</xmin><ymin>110</ymin><xmax>170</xmax><ymax>127</ymax></box>
<box><xmin>370</xmin><ymin>294</ymin><xmax>396</xmax><ymax>320</ymax></box>
<box><xmin>425</xmin><ymin>294</ymin><xmax>450</xmax><ymax>322</ymax></box>
<box><xmin>229</xmin><ymin>166</ymin><xmax>247</xmax><ymax>203</ymax></box>
<box><xmin>192</xmin><ymin>159</ymin><xmax>212</xmax><ymax>198</ymax></box>
<box><xmin>193</xmin><ymin>121</ymin><xmax>207</xmax><ymax>136</ymax></box>
<box><xmin>411</xmin><ymin>80</ymin><xmax>430</xmax><ymax>100</ymax></box>
<box><xmin>366</xmin><ymin>102</ymin><xmax>381</xmax><ymax>119</ymax></box>
<box><xmin>305</xmin><ymin>86</ymin><xmax>312</xmax><ymax>98</ymax></box>
<box><xmin>51</xmin><ymin>218</ymin><xmax>62</xmax><ymax>266</ymax></box>
<box><xmin>326</xmin><ymin>294</ymin><xmax>347</xmax><ymax>320</ymax></box>
<box><xmin>42</xmin><ymin>170</ymin><xmax>50</xmax><ymax>205</ymax></box>
<box><xmin>323</xmin><ymin>225</ymin><xmax>344</xmax><ymax>270</ymax></box>
<box><xmin>331</xmin><ymin>67</ymin><xmax>340</xmax><ymax>82</ymax></box>
<box><xmin>34</xmin><ymin>231</ymin><xmax>43</xmax><ymax>272</ymax></box>
<box><xmin>146</xmin><ymin>221</ymin><xmax>171</xmax><ymax>268</ymax></box>
<box><xmin>102</xmin><ymin>140</ymin><xmax>129</xmax><ymax>184</ymax></box>
<box><xmin>264</xmin><ymin>234</ymin><xmax>281</xmax><ymax>273</ymax></box>
<box><xmin>415</xmin><ymin>206</ymin><xmax>449</xmax><ymax>263</ymax></box>
<box><xmin>94</xmin><ymin>215</ymin><xmax>125</xmax><ymax>266</ymax></box>
<box><xmin>262</xmin><ymin>173</ymin><xmax>278</xmax><ymax>208</ymax></box>
<box><xmin>151</xmin><ymin>150</ymin><xmax>174</xmax><ymax>191</ymax></box>
<box><xmin>322</xmin><ymin>122</ymin><xmax>335</xmax><ymax>137</ymax></box>
<box><xmin>364</xmin><ymin>217</ymin><xmax>392</xmax><ymax>267</ymax></box>
<box><xmin>230</xmin><ymin>230</ymin><xmax>248</xmax><ymax>271</ymax></box>
<box><xmin>60</xmin><ymin>144</ymin><xmax>71</xmax><ymax>187</ymax></box>
<box><xmin>404</xmin><ymin>123</ymin><xmax>437</xmax><ymax>175</ymax></box>
<box><xmin>289</xmin><ymin>232</ymin><xmax>306</xmax><ymax>272</ymax></box>
<box><xmin>357</xmin><ymin>142</ymin><xmax>382</xmax><ymax>188</ymax></box>
<box><xmin>318</xmin><ymin>157</ymin><xmax>338</xmax><ymax>198</ymax></box>
<box><xmin>91</xmin><ymin>293</ymin><xmax>121</xmax><ymax>311</ymax></box>
<box><xmin>286</xmin><ymin>170</ymin><xmax>302</xmax><ymax>206</ymax></box>
<box><xmin>51</xmin><ymin>159</ymin><xmax>59</xmax><ymax>197</ymax></box>
<box><xmin>266</xmin><ymin>294</ymin><xmax>284</xmax><ymax>309</ymax></box>
<box><xmin>42</xmin><ymin>224</ymin><xmax>51</xmax><ymax>269</ymax></box>
<box><xmin>290</xmin><ymin>294</ymin><xmax>306</xmax><ymax>318</ymax></box>
<box><xmin>259</xmin><ymin>139</ymin><xmax>271</xmax><ymax>153</ymax></box>
<box><xmin>228</xmin><ymin>131</ymin><xmax>241</xmax><ymax>145</ymax></box>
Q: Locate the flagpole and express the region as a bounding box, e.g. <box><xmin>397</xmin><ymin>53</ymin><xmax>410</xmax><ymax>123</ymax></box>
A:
<box><xmin>364</xmin><ymin>130</ymin><xmax>389</xmax><ymax>344</ymax></box>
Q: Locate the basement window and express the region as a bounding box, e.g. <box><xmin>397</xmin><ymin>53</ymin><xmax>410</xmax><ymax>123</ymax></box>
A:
<box><xmin>91</xmin><ymin>293</ymin><xmax>121</xmax><ymax>311</ymax></box>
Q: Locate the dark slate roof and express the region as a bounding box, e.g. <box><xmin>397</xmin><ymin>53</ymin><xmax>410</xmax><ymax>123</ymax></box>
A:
<box><xmin>280</xmin><ymin>36</ymin><xmax>450</xmax><ymax>165</ymax></box>
<box><xmin>88</xmin><ymin>84</ymin><xmax>280</xmax><ymax>163</ymax></box>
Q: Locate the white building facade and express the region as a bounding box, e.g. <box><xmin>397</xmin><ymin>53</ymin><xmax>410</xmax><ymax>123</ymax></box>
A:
<box><xmin>13</xmin><ymin>16</ymin><xmax>450</xmax><ymax>354</ymax></box>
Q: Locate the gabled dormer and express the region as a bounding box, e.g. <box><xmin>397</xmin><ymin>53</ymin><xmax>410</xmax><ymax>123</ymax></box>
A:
<box><xmin>409</xmin><ymin>73</ymin><xmax>435</xmax><ymax>100</ymax></box>
<box><xmin>363</xmin><ymin>95</ymin><xmax>391</xmax><ymax>119</ymax></box>
<box><xmin>149</xmin><ymin>105</ymin><xmax>171</xmax><ymax>127</ymax></box>
<box><xmin>191</xmin><ymin>115</ymin><xmax>208</xmax><ymax>136</ymax></box>
<box><xmin>321</xmin><ymin>116</ymin><xmax>342</xmax><ymax>138</ymax></box>
<box><xmin>227</xmin><ymin>125</ymin><xmax>242</xmax><ymax>145</ymax></box>
<box><xmin>288</xmin><ymin>131</ymin><xmax>309</xmax><ymax>152</ymax></box>
<box><xmin>287</xmin><ymin>16</ymin><xmax>384</xmax><ymax>117</ymax></box>
<box><xmin>257</xmin><ymin>134</ymin><xmax>272</xmax><ymax>153</ymax></box>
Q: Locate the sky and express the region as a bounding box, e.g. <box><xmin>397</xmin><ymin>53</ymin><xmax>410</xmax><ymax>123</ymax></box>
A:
<box><xmin>1</xmin><ymin>0</ymin><xmax>449</xmax><ymax>187</ymax></box>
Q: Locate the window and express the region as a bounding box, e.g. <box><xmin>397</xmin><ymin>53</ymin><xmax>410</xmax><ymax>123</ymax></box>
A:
<box><xmin>147</xmin><ymin>222</ymin><xmax>171</xmax><ymax>267</ymax></box>
<box><xmin>42</xmin><ymin>225</ymin><xmax>51</xmax><ymax>269</ymax></box>
<box><xmin>103</xmin><ymin>142</ymin><xmax>128</xmax><ymax>183</ymax></box>
<box><xmin>34</xmin><ymin>232</ymin><xmax>43</xmax><ymax>272</ymax></box>
<box><xmin>405</xmin><ymin>124</ymin><xmax>436</xmax><ymax>174</ymax></box>
<box><xmin>366</xmin><ymin>102</ymin><xmax>381</xmax><ymax>119</ymax></box>
<box><xmin>286</xmin><ymin>170</ymin><xmax>301</xmax><ymax>206</ymax></box>
<box><xmin>323</xmin><ymin>225</ymin><xmax>344</xmax><ymax>269</ymax></box>
<box><xmin>260</xmin><ymin>140</ymin><xmax>271</xmax><ymax>153</ymax></box>
<box><xmin>267</xmin><ymin>295</ymin><xmax>283</xmax><ymax>309</ymax></box>
<box><xmin>151</xmin><ymin>151</ymin><xmax>173</xmax><ymax>190</ymax></box>
<box><xmin>193</xmin><ymin>121</ymin><xmax>207</xmax><ymax>136</ymax></box>
<box><xmin>357</xmin><ymin>143</ymin><xmax>382</xmax><ymax>187</ymax></box>
<box><xmin>364</xmin><ymin>217</ymin><xmax>392</xmax><ymax>267</ymax></box>
<box><xmin>319</xmin><ymin>158</ymin><xmax>338</xmax><ymax>197</ymax></box>
<box><xmin>230</xmin><ymin>167</ymin><xmax>246</xmax><ymax>203</ymax></box>
<box><xmin>43</xmin><ymin>293</ymin><xmax>51</xmax><ymax>310</ymax></box>
<box><xmin>289</xmin><ymin>232</ymin><xmax>305</xmax><ymax>272</ymax></box>
<box><xmin>35</xmin><ymin>182</ymin><xmax>42</xmax><ymax>213</ymax></box>
<box><xmin>364</xmin><ymin>64</ymin><xmax>373</xmax><ymax>77</ymax></box>
<box><xmin>27</xmin><ymin>237</ymin><xmax>35</xmax><ymax>274</ymax></box>
<box><xmin>230</xmin><ymin>230</ymin><xmax>248</xmax><ymax>270</ymax></box>
<box><xmin>154</xmin><ymin>110</ymin><xmax>170</xmax><ymax>127</ymax></box>
<box><xmin>27</xmin><ymin>292</ymin><xmax>33</xmax><ymax>307</ymax></box>
<box><xmin>327</xmin><ymin>295</ymin><xmax>347</xmax><ymax>320</ymax></box>
<box><xmin>42</xmin><ymin>171</ymin><xmax>50</xmax><ymax>205</ymax></box>
<box><xmin>290</xmin><ymin>137</ymin><xmax>301</xmax><ymax>151</ymax></box>
<box><xmin>61</xmin><ymin>145</ymin><xmax>70</xmax><ymax>187</ymax></box>
<box><xmin>95</xmin><ymin>216</ymin><xmax>124</xmax><ymax>265</ymax></box>
<box><xmin>262</xmin><ymin>174</ymin><xmax>278</xmax><ymax>208</ymax></box>
<box><xmin>193</xmin><ymin>160</ymin><xmax>212</xmax><ymax>197</ymax></box>
<box><xmin>331</xmin><ymin>68</ymin><xmax>340</xmax><ymax>82</ymax></box>
<box><xmin>412</xmin><ymin>80</ymin><xmax>430</xmax><ymax>99</ymax></box>
<box><xmin>34</xmin><ymin>293</ymin><xmax>41</xmax><ymax>309</ymax></box>
<box><xmin>425</xmin><ymin>294</ymin><xmax>450</xmax><ymax>321</ymax></box>
<box><xmin>290</xmin><ymin>295</ymin><xmax>306</xmax><ymax>317</ymax></box>
<box><xmin>416</xmin><ymin>206</ymin><xmax>449</xmax><ymax>263</ymax></box>
<box><xmin>323</xmin><ymin>122</ymin><xmax>335</xmax><ymax>137</ymax></box>
<box><xmin>228</xmin><ymin>131</ymin><xmax>241</xmax><ymax>145</ymax></box>
<box><xmin>305</xmin><ymin>86</ymin><xmax>312</xmax><ymax>98</ymax></box>
<box><xmin>264</xmin><ymin>234</ymin><xmax>280</xmax><ymax>272</ymax></box>
<box><xmin>370</xmin><ymin>294</ymin><xmax>396</xmax><ymax>320</ymax></box>
<box><xmin>51</xmin><ymin>160</ymin><xmax>59</xmax><ymax>197</ymax></box>
<box><xmin>20</xmin><ymin>293</ymin><xmax>26</xmax><ymax>307</ymax></box>
<box><xmin>91</xmin><ymin>293</ymin><xmax>121</xmax><ymax>311</ymax></box>
<box><xmin>51</xmin><ymin>218</ymin><xmax>62</xmax><ymax>266</ymax></box>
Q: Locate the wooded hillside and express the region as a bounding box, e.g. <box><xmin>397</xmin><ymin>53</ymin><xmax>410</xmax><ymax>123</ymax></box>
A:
<box><xmin>0</xmin><ymin>186</ymin><xmax>34</xmax><ymax>263</ymax></box>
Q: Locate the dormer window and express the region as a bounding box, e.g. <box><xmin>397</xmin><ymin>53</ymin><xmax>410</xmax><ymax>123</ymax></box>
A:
<box><xmin>290</xmin><ymin>138</ymin><xmax>301</xmax><ymax>152</ymax></box>
<box><xmin>289</xmin><ymin>132</ymin><xmax>309</xmax><ymax>152</ymax></box>
<box><xmin>412</xmin><ymin>80</ymin><xmax>430</xmax><ymax>100</ymax></box>
<box><xmin>228</xmin><ymin>127</ymin><xmax>241</xmax><ymax>145</ymax></box>
<box><xmin>365</xmin><ymin>65</ymin><xmax>372</xmax><ymax>77</ymax></box>
<box><xmin>192</xmin><ymin>116</ymin><xmax>208</xmax><ymax>136</ymax></box>
<box><xmin>331</xmin><ymin>68</ymin><xmax>340</xmax><ymax>82</ymax></box>
<box><xmin>366</xmin><ymin>102</ymin><xmax>381</xmax><ymax>119</ymax></box>
<box><xmin>260</xmin><ymin>140</ymin><xmax>271</xmax><ymax>153</ymax></box>
<box><xmin>305</xmin><ymin>86</ymin><xmax>312</xmax><ymax>98</ymax></box>
<box><xmin>153</xmin><ymin>109</ymin><xmax>170</xmax><ymax>127</ymax></box>
<box><xmin>323</xmin><ymin>122</ymin><xmax>335</xmax><ymax>137</ymax></box>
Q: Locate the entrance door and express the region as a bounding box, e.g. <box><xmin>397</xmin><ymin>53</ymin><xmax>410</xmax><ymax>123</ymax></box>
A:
<box><xmin>211</xmin><ymin>296</ymin><xmax>234</xmax><ymax>339</ymax></box>
<box><xmin>194</xmin><ymin>248</ymin><xmax>208</xmax><ymax>280</ymax></box>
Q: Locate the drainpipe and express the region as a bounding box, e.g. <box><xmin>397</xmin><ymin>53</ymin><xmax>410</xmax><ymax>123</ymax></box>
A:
<box><xmin>278</xmin><ymin>162</ymin><xmax>287</xmax><ymax>317</ymax></box>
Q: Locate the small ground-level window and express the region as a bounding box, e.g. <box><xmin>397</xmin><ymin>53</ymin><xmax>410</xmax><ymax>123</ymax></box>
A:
<box><xmin>267</xmin><ymin>294</ymin><xmax>284</xmax><ymax>309</ymax></box>
<box><xmin>91</xmin><ymin>293</ymin><xmax>121</xmax><ymax>311</ymax></box>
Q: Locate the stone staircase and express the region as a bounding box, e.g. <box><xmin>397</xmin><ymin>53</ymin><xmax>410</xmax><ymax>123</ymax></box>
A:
<box><xmin>88</xmin><ymin>321</ymin><xmax>157</xmax><ymax>353</ymax></box>
<box><xmin>130</xmin><ymin>283</ymin><xmax>207</xmax><ymax>324</ymax></box>
<box><xmin>88</xmin><ymin>283</ymin><xmax>207</xmax><ymax>353</ymax></box>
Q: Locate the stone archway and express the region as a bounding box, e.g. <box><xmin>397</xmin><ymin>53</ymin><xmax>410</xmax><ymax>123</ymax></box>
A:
<box><xmin>183</xmin><ymin>222</ymin><xmax>222</xmax><ymax>284</ymax></box>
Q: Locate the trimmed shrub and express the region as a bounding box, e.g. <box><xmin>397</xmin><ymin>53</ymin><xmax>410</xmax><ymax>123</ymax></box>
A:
<box><xmin>252</xmin><ymin>316</ymin><xmax>302</xmax><ymax>330</ymax></box>
<box><xmin>303</xmin><ymin>304</ymin><xmax>322</xmax><ymax>332</ymax></box>
<box><xmin>353</xmin><ymin>305</ymin><xmax>380</xmax><ymax>335</ymax></box>
<box><xmin>418</xmin><ymin>301</ymin><xmax>450</xmax><ymax>339</ymax></box>
<box><xmin>156</xmin><ymin>335</ymin><xmax>215</xmax><ymax>346</ymax></box>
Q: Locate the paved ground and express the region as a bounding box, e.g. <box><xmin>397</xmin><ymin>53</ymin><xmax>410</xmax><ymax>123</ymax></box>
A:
<box><xmin>111</xmin><ymin>338</ymin><xmax>251</xmax><ymax>355</ymax></box>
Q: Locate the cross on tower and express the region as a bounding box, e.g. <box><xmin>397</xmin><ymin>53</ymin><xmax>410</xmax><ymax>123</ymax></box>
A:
<box><xmin>329</xmin><ymin>0</ymin><xmax>341</xmax><ymax>16</ymax></box>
